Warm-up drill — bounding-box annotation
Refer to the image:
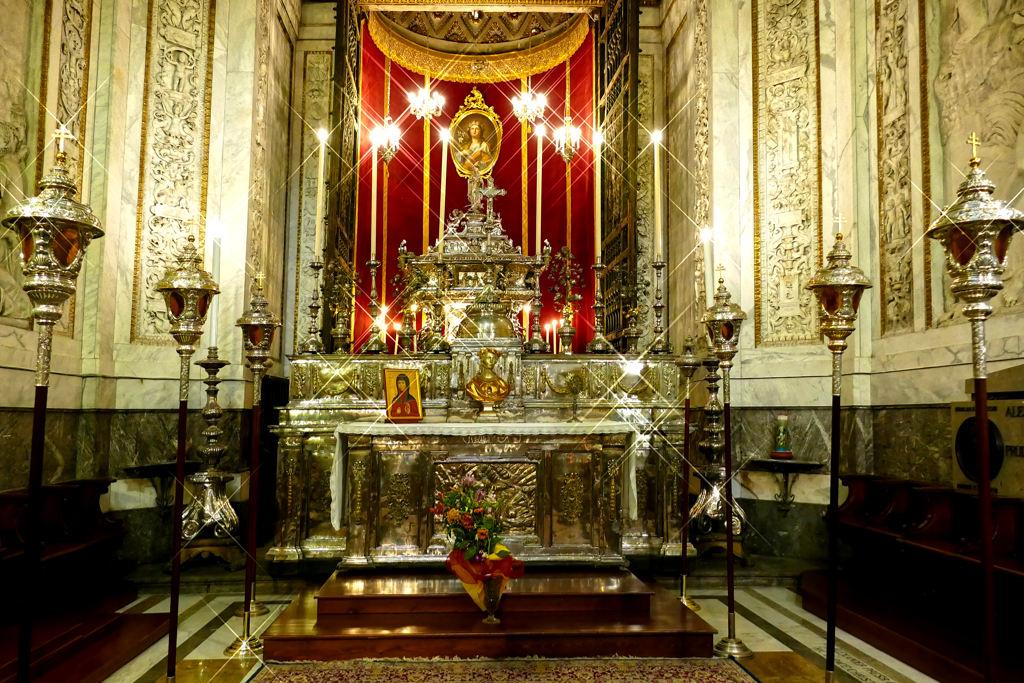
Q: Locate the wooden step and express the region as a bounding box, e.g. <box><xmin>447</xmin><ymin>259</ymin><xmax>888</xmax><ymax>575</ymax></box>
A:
<box><xmin>32</xmin><ymin>614</ymin><xmax>169</xmax><ymax>683</ymax></box>
<box><xmin>315</xmin><ymin>570</ymin><xmax>652</xmax><ymax>616</ymax></box>
<box><xmin>264</xmin><ymin>576</ymin><xmax>715</xmax><ymax>661</ymax></box>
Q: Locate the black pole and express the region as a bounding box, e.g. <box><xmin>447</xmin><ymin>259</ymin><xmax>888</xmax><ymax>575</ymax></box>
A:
<box><xmin>825</xmin><ymin>393</ymin><xmax>841</xmax><ymax>678</ymax></box>
<box><xmin>974</xmin><ymin>378</ymin><xmax>997</xmax><ymax>682</ymax></box>
<box><xmin>166</xmin><ymin>393</ymin><xmax>189</xmax><ymax>681</ymax></box>
<box><xmin>724</xmin><ymin>400</ymin><xmax>736</xmax><ymax>620</ymax></box>
<box><xmin>243</xmin><ymin>401</ymin><xmax>261</xmax><ymax>616</ymax></box>
<box><xmin>16</xmin><ymin>384</ymin><xmax>49</xmax><ymax>683</ymax></box>
<box><xmin>681</xmin><ymin>395</ymin><xmax>691</xmax><ymax>586</ymax></box>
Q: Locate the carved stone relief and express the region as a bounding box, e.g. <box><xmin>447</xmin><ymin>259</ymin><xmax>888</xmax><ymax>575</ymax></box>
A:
<box><xmin>693</xmin><ymin>0</ymin><xmax>710</xmax><ymax>309</ymax></box>
<box><xmin>935</xmin><ymin>2</ymin><xmax>1024</xmax><ymax>317</ymax></box>
<box><xmin>131</xmin><ymin>0</ymin><xmax>216</xmax><ymax>342</ymax></box>
<box><xmin>876</xmin><ymin>0</ymin><xmax>915</xmax><ymax>335</ymax></box>
<box><xmin>0</xmin><ymin>0</ymin><xmax>32</xmax><ymax>323</ymax></box>
<box><xmin>56</xmin><ymin>0</ymin><xmax>92</xmax><ymax>193</ymax></box>
<box><xmin>636</xmin><ymin>55</ymin><xmax>655</xmax><ymax>350</ymax></box>
<box><xmin>293</xmin><ymin>51</ymin><xmax>332</xmax><ymax>354</ymax></box>
<box><xmin>247</xmin><ymin>0</ymin><xmax>272</xmax><ymax>277</ymax></box>
<box><xmin>754</xmin><ymin>0</ymin><xmax>822</xmax><ymax>346</ymax></box>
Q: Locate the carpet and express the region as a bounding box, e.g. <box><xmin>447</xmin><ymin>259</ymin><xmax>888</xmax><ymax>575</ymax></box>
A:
<box><xmin>250</xmin><ymin>658</ymin><xmax>760</xmax><ymax>682</ymax></box>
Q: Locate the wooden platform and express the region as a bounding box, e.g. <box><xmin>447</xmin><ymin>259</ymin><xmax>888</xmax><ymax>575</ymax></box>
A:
<box><xmin>263</xmin><ymin>570</ymin><xmax>715</xmax><ymax>660</ymax></box>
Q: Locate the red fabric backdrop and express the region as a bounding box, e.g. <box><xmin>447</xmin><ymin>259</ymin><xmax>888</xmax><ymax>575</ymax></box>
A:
<box><xmin>353</xmin><ymin>27</ymin><xmax>595</xmax><ymax>353</ymax></box>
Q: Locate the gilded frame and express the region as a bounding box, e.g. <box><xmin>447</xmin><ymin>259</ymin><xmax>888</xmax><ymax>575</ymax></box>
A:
<box><xmin>385</xmin><ymin>368</ymin><xmax>424</xmax><ymax>423</ymax></box>
<box><xmin>448</xmin><ymin>88</ymin><xmax>503</xmax><ymax>179</ymax></box>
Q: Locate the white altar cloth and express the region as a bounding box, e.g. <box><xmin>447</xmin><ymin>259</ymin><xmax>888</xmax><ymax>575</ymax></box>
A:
<box><xmin>330</xmin><ymin>421</ymin><xmax>642</xmax><ymax>529</ymax></box>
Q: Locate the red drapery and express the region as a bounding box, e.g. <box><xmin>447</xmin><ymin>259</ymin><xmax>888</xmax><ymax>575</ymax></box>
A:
<box><xmin>353</xmin><ymin>27</ymin><xmax>595</xmax><ymax>353</ymax></box>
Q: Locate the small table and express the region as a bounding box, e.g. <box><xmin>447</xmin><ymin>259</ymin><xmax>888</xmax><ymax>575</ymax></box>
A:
<box><xmin>741</xmin><ymin>458</ymin><xmax>825</xmax><ymax>516</ymax></box>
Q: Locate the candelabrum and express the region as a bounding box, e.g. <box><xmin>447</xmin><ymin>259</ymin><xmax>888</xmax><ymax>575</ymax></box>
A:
<box><xmin>3</xmin><ymin>135</ymin><xmax>104</xmax><ymax>682</ymax></box>
<box><xmin>181</xmin><ymin>348</ymin><xmax>238</xmax><ymax>542</ymax></box>
<box><xmin>511</xmin><ymin>90</ymin><xmax>546</xmax><ymax>123</ymax></box>
<box><xmin>409</xmin><ymin>87</ymin><xmax>444</xmax><ymax>120</ymax></box>
<box><xmin>554</xmin><ymin>116</ymin><xmax>582</xmax><ymax>164</ymax></box>
<box><xmin>807</xmin><ymin>229</ymin><xmax>871</xmax><ymax>683</ymax></box>
<box><xmin>300</xmin><ymin>259</ymin><xmax>325</xmax><ymax>354</ymax></box>
<box><xmin>154</xmin><ymin>231</ymin><xmax>219</xmax><ymax>680</ymax></box>
<box><xmin>674</xmin><ymin>336</ymin><xmax>702</xmax><ymax>611</ymax></box>
<box><xmin>648</xmin><ymin>261</ymin><xmax>672</xmax><ymax>354</ymax></box>
<box><xmin>361</xmin><ymin>259</ymin><xmax>387</xmax><ymax>354</ymax></box>
<box><xmin>700</xmin><ymin>271</ymin><xmax>751</xmax><ymax>659</ymax></box>
<box><xmin>226</xmin><ymin>275</ymin><xmax>280</xmax><ymax>658</ymax></box>
<box><xmin>375</xmin><ymin>116</ymin><xmax>401</xmax><ymax>165</ymax></box>
<box><xmin>923</xmin><ymin>139</ymin><xmax>1023</xmax><ymax>683</ymax></box>
<box><xmin>587</xmin><ymin>263</ymin><xmax>614</xmax><ymax>353</ymax></box>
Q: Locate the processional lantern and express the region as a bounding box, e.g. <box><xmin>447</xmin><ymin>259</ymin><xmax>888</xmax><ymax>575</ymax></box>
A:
<box><xmin>699</xmin><ymin>271</ymin><xmax>751</xmax><ymax>660</ymax></box>
<box><xmin>806</xmin><ymin>223</ymin><xmax>870</xmax><ymax>683</ymax></box>
<box><xmin>227</xmin><ymin>274</ymin><xmax>281</xmax><ymax>658</ymax></box>
<box><xmin>924</xmin><ymin>135</ymin><xmax>1023</xmax><ymax>683</ymax></box>
<box><xmin>3</xmin><ymin>127</ymin><xmax>104</xmax><ymax>683</ymax></box>
<box><xmin>154</xmin><ymin>227</ymin><xmax>218</xmax><ymax>682</ymax></box>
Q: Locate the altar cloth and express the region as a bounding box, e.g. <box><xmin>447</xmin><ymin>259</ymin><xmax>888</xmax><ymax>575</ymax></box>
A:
<box><xmin>330</xmin><ymin>421</ymin><xmax>642</xmax><ymax>530</ymax></box>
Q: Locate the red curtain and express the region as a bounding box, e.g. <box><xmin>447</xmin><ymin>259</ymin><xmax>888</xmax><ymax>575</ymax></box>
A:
<box><xmin>353</xmin><ymin>27</ymin><xmax>595</xmax><ymax>353</ymax></box>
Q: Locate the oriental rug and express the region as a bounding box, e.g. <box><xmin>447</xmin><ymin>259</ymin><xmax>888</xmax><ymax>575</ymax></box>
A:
<box><xmin>250</xmin><ymin>658</ymin><xmax>760</xmax><ymax>682</ymax></box>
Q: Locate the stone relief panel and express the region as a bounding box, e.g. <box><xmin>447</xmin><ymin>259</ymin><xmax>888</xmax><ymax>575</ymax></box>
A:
<box><xmin>0</xmin><ymin>0</ymin><xmax>33</xmax><ymax>323</ymax></box>
<box><xmin>131</xmin><ymin>0</ymin><xmax>216</xmax><ymax>343</ymax></box>
<box><xmin>693</xmin><ymin>0</ymin><xmax>710</xmax><ymax>310</ymax></box>
<box><xmin>293</xmin><ymin>52</ymin><xmax>332</xmax><ymax>354</ymax></box>
<box><xmin>875</xmin><ymin>0</ymin><xmax>915</xmax><ymax>335</ymax></box>
<box><xmin>636</xmin><ymin>54</ymin><xmax>655</xmax><ymax>351</ymax></box>
<box><xmin>753</xmin><ymin>0</ymin><xmax>822</xmax><ymax>346</ymax></box>
<box><xmin>934</xmin><ymin>1</ymin><xmax>1024</xmax><ymax>319</ymax></box>
<box><xmin>247</xmin><ymin>0</ymin><xmax>272</xmax><ymax>278</ymax></box>
<box><xmin>55</xmin><ymin>0</ymin><xmax>93</xmax><ymax>194</ymax></box>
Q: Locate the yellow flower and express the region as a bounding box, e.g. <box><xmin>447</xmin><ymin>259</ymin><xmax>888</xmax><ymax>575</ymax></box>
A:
<box><xmin>446</xmin><ymin>508</ymin><xmax>461</xmax><ymax>524</ymax></box>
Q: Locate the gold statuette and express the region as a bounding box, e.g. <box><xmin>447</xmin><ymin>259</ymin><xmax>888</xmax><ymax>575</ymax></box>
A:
<box><xmin>466</xmin><ymin>349</ymin><xmax>511</xmax><ymax>420</ymax></box>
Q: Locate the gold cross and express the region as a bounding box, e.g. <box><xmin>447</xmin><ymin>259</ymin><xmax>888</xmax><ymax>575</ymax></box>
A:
<box><xmin>254</xmin><ymin>271</ymin><xmax>266</xmax><ymax>291</ymax></box>
<box><xmin>968</xmin><ymin>132</ymin><xmax>981</xmax><ymax>159</ymax></box>
<box><xmin>53</xmin><ymin>123</ymin><xmax>74</xmax><ymax>154</ymax></box>
<box><xmin>715</xmin><ymin>264</ymin><xmax>725</xmax><ymax>283</ymax></box>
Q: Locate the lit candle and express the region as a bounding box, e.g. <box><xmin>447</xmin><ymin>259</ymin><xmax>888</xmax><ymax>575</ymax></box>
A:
<box><xmin>315</xmin><ymin>129</ymin><xmax>328</xmax><ymax>257</ymax></box>
<box><xmin>594</xmin><ymin>130</ymin><xmax>603</xmax><ymax>264</ymax></box>
<box><xmin>545</xmin><ymin>323</ymin><xmax>551</xmax><ymax>350</ymax></box>
<box><xmin>439</xmin><ymin>128</ymin><xmax>450</xmax><ymax>254</ymax></box>
<box><xmin>535</xmin><ymin>124</ymin><xmax>545</xmax><ymax>253</ymax></box>
<box><xmin>652</xmin><ymin>130</ymin><xmax>663</xmax><ymax>261</ymax></box>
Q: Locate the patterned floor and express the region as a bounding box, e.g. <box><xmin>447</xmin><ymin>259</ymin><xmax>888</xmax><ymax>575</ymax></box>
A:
<box><xmin>101</xmin><ymin>587</ymin><xmax>940</xmax><ymax>683</ymax></box>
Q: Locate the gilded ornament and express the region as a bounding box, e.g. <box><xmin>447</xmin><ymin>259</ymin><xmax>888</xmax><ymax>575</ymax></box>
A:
<box><xmin>384</xmin><ymin>473</ymin><xmax>413</xmax><ymax>523</ymax></box>
<box><xmin>466</xmin><ymin>348</ymin><xmax>511</xmax><ymax>420</ymax></box>
<box><xmin>560</xmin><ymin>473</ymin><xmax>584</xmax><ymax>523</ymax></box>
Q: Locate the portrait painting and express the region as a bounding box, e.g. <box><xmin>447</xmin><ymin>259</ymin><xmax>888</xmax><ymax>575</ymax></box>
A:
<box><xmin>449</xmin><ymin>87</ymin><xmax>503</xmax><ymax>178</ymax></box>
<box><xmin>384</xmin><ymin>368</ymin><xmax>424</xmax><ymax>423</ymax></box>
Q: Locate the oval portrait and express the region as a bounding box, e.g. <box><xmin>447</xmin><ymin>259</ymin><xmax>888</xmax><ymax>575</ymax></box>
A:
<box><xmin>449</xmin><ymin>88</ymin><xmax>503</xmax><ymax>178</ymax></box>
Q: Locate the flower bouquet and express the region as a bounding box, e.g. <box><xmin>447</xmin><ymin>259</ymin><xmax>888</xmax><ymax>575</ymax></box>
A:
<box><xmin>432</xmin><ymin>474</ymin><xmax>524</xmax><ymax>623</ymax></box>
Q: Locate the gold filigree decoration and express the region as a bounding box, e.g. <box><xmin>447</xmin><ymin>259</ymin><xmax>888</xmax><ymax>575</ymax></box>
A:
<box><xmin>560</xmin><ymin>473</ymin><xmax>584</xmax><ymax>523</ymax></box>
<box><xmin>384</xmin><ymin>473</ymin><xmax>413</xmax><ymax>523</ymax></box>
<box><xmin>635</xmin><ymin>469</ymin><xmax>648</xmax><ymax>515</ymax></box>
<box><xmin>368</xmin><ymin>11</ymin><xmax>589</xmax><ymax>84</ymax></box>
<box><xmin>350</xmin><ymin>459</ymin><xmax>367</xmax><ymax>525</ymax></box>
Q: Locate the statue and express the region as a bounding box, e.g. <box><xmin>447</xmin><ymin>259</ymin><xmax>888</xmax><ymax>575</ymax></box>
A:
<box><xmin>468</xmin><ymin>167</ymin><xmax>484</xmax><ymax>214</ymax></box>
<box><xmin>465</xmin><ymin>348</ymin><xmax>511</xmax><ymax>421</ymax></box>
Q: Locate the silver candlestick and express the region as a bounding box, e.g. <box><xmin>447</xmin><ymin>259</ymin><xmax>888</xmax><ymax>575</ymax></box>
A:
<box><xmin>301</xmin><ymin>259</ymin><xmax>325</xmax><ymax>354</ymax></box>
<box><xmin>587</xmin><ymin>262</ymin><xmax>614</xmax><ymax>353</ymax></box>
<box><xmin>524</xmin><ymin>266</ymin><xmax>550</xmax><ymax>353</ymax></box>
<box><xmin>361</xmin><ymin>259</ymin><xmax>387</xmax><ymax>354</ymax></box>
<box><xmin>649</xmin><ymin>261</ymin><xmax>672</xmax><ymax>353</ymax></box>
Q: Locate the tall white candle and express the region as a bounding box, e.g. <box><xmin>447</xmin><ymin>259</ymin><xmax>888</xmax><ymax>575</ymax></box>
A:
<box><xmin>594</xmin><ymin>131</ymin><xmax>603</xmax><ymax>263</ymax></box>
<box><xmin>652</xmin><ymin>130</ymin><xmax>663</xmax><ymax>261</ymax></box>
<box><xmin>535</xmin><ymin>124</ymin><xmax>544</xmax><ymax>253</ymax></box>
<box><xmin>439</xmin><ymin>129</ymin><xmax>449</xmax><ymax>254</ymax></box>
<box><xmin>315</xmin><ymin>129</ymin><xmax>328</xmax><ymax>257</ymax></box>
<box><xmin>370</xmin><ymin>145</ymin><xmax>378</xmax><ymax>260</ymax></box>
<box><xmin>209</xmin><ymin>219</ymin><xmax>221</xmax><ymax>344</ymax></box>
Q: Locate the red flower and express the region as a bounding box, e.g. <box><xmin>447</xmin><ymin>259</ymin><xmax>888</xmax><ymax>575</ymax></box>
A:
<box><xmin>462</xmin><ymin>514</ymin><xmax>474</xmax><ymax>530</ymax></box>
<box><xmin>477</xmin><ymin>529</ymin><xmax>489</xmax><ymax>541</ymax></box>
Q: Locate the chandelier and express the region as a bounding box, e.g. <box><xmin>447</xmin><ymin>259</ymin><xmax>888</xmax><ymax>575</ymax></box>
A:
<box><xmin>553</xmin><ymin>117</ymin><xmax>582</xmax><ymax>164</ymax></box>
<box><xmin>371</xmin><ymin>116</ymin><xmax>401</xmax><ymax>164</ymax></box>
<box><xmin>511</xmin><ymin>91</ymin><xmax>546</xmax><ymax>124</ymax></box>
<box><xmin>408</xmin><ymin>87</ymin><xmax>444</xmax><ymax>120</ymax></box>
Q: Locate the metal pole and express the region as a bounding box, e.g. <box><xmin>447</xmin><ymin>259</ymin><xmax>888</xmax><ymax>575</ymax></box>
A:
<box><xmin>16</xmin><ymin>323</ymin><xmax>55</xmax><ymax>682</ymax></box>
<box><xmin>167</xmin><ymin>352</ymin><xmax>192</xmax><ymax>682</ymax></box>
<box><xmin>825</xmin><ymin>351</ymin><xmax>842</xmax><ymax>683</ymax></box>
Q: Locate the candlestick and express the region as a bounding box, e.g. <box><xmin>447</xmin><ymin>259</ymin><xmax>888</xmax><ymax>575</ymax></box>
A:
<box><xmin>587</xmin><ymin>262</ymin><xmax>613</xmax><ymax>353</ymax></box>
<box><xmin>535</xmin><ymin>125</ymin><xmax>544</xmax><ymax>253</ymax></box>
<box><xmin>370</xmin><ymin>143</ymin><xmax>379</xmax><ymax>260</ymax></box>
<box><xmin>300</xmin><ymin>256</ymin><xmax>325</xmax><ymax>354</ymax></box>
<box><xmin>649</xmin><ymin>261</ymin><xmax>671</xmax><ymax>353</ymax></box>
<box><xmin>652</xmin><ymin>130</ymin><xmax>663</xmax><ymax>261</ymax></box>
<box><xmin>361</xmin><ymin>260</ymin><xmax>387</xmax><ymax>354</ymax></box>
<box><xmin>439</xmin><ymin>128</ymin><xmax>449</xmax><ymax>253</ymax></box>
<box><xmin>315</xmin><ymin>129</ymin><xmax>328</xmax><ymax>255</ymax></box>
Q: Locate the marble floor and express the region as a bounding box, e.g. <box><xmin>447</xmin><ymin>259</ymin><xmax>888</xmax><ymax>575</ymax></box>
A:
<box><xmin>101</xmin><ymin>586</ymin><xmax>940</xmax><ymax>683</ymax></box>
